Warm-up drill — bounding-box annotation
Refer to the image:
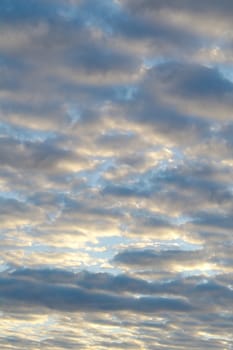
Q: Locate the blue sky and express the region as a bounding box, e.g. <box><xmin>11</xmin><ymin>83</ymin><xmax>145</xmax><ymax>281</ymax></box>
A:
<box><xmin>0</xmin><ymin>0</ymin><xmax>233</xmax><ymax>349</ymax></box>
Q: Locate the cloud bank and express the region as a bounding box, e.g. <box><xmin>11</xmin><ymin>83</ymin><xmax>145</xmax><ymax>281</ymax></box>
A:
<box><xmin>0</xmin><ymin>0</ymin><xmax>233</xmax><ymax>349</ymax></box>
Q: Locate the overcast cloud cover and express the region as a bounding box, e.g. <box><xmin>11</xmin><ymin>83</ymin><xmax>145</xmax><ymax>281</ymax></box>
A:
<box><xmin>0</xmin><ymin>0</ymin><xmax>233</xmax><ymax>349</ymax></box>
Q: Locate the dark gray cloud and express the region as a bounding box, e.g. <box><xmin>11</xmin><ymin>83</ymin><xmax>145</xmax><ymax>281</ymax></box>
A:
<box><xmin>113</xmin><ymin>248</ymin><xmax>207</xmax><ymax>267</ymax></box>
<box><xmin>4</xmin><ymin>268</ymin><xmax>233</xmax><ymax>318</ymax></box>
<box><xmin>0</xmin><ymin>271</ymin><xmax>192</xmax><ymax>313</ymax></box>
<box><xmin>112</xmin><ymin>7</ymin><xmax>198</xmax><ymax>49</ymax></box>
<box><xmin>102</xmin><ymin>157</ymin><xmax>233</xmax><ymax>212</ymax></box>
<box><xmin>0</xmin><ymin>137</ymin><xmax>69</xmax><ymax>170</ymax></box>
<box><xmin>127</xmin><ymin>63</ymin><xmax>233</xmax><ymax>144</ymax></box>
<box><xmin>154</xmin><ymin>62</ymin><xmax>233</xmax><ymax>98</ymax></box>
<box><xmin>121</xmin><ymin>0</ymin><xmax>233</xmax><ymax>16</ymax></box>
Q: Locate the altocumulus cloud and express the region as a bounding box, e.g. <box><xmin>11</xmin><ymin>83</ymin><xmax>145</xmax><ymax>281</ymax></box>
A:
<box><xmin>0</xmin><ymin>0</ymin><xmax>233</xmax><ymax>349</ymax></box>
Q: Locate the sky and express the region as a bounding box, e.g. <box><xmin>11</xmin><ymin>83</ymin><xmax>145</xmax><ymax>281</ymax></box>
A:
<box><xmin>0</xmin><ymin>0</ymin><xmax>233</xmax><ymax>349</ymax></box>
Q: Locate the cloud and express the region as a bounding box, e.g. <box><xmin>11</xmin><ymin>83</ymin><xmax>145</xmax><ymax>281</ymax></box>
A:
<box><xmin>113</xmin><ymin>248</ymin><xmax>207</xmax><ymax>267</ymax></box>
<box><xmin>2</xmin><ymin>268</ymin><xmax>233</xmax><ymax>320</ymax></box>
<box><xmin>0</xmin><ymin>0</ymin><xmax>232</xmax><ymax>349</ymax></box>
<box><xmin>0</xmin><ymin>270</ymin><xmax>192</xmax><ymax>313</ymax></box>
<box><xmin>121</xmin><ymin>0</ymin><xmax>233</xmax><ymax>16</ymax></box>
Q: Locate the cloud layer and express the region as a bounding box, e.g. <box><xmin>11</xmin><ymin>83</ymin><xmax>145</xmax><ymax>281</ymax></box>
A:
<box><xmin>0</xmin><ymin>0</ymin><xmax>233</xmax><ymax>349</ymax></box>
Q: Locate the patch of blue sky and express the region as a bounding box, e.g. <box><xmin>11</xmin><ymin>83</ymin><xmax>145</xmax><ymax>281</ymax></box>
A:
<box><xmin>172</xmin><ymin>215</ymin><xmax>194</xmax><ymax>226</ymax></box>
<box><xmin>82</xmin><ymin>263</ymin><xmax>122</xmax><ymax>275</ymax></box>
<box><xmin>90</xmin><ymin>235</ymin><xmax>134</xmax><ymax>258</ymax></box>
<box><xmin>102</xmin><ymin>128</ymin><xmax>135</xmax><ymax>137</ymax></box>
<box><xmin>64</xmin><ymin>103</ymin><xmax>82</xmax><ymax>126</ymax></box>
<box><xmin>151</xmin><ymin>149</ymin><xmax>185</xmax><ymax>175</ymax></box>
<box><xmin>0</xmin><ymin>121</ymin><xmax>56</xmax><ymax>142</ymax></box>
<box><xmin>46</xmin><ymin>209</ymin><xmax>63</xmax><ymax>224</ymax></box>
<box><xmin>79</xmin><ymin>0</ymin><xmax>122</xmax><ymax>34</ymax></box>
<box><xmin>114</xmin><ymin>85</ymin><xmax>138</xmax><ymax>101</ymax></box>
<box><xmin>0</xmin><ymin>190</ymin><xmax>26</xmax><ymax>202</ymax></box>
<box><xmin>142</xmin><ymin>57</ymin><xmax>173</xmax><ymax>69</ymax></box>
<box><xmin>21</xmin><ymin>243</ymin><xmax>120</xmax><ymax>273</ymax></box>
<box><xmin>22</xmin><ymin>239</ymin><xmax>108</xmax><ymax>255</ymax></box>
<box><xmin>121</xmin><ymin>239</ymin><xmax>202</xmax><ymax>253</ymax></box>
<box><xmin>165</xmin><ymin>239</ymin><xmax>203</xmax><ymax>251</ymax></box>
<box><xmin>180</xmin><ymin>268</ymin><xmax>219</xmax><ymax>278</ymax></box>
<box><xmin>57</xmin><ymin>3</ymin><xmax>79</xmax><ymax>21</ymax></box>
<box><xmin>0</xmin><ymin>262</ymin><xmax>9</xmax><ymax>273</ymax></box>
<box><xmin>75</xmin><ymin>158</ymin><xmax>115</xmax><ymax>188</ymax></box>
<box><xmin>218</xmin><ymin>65</ymin><xmax>233</xmax><ymax>83</ymax></box>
